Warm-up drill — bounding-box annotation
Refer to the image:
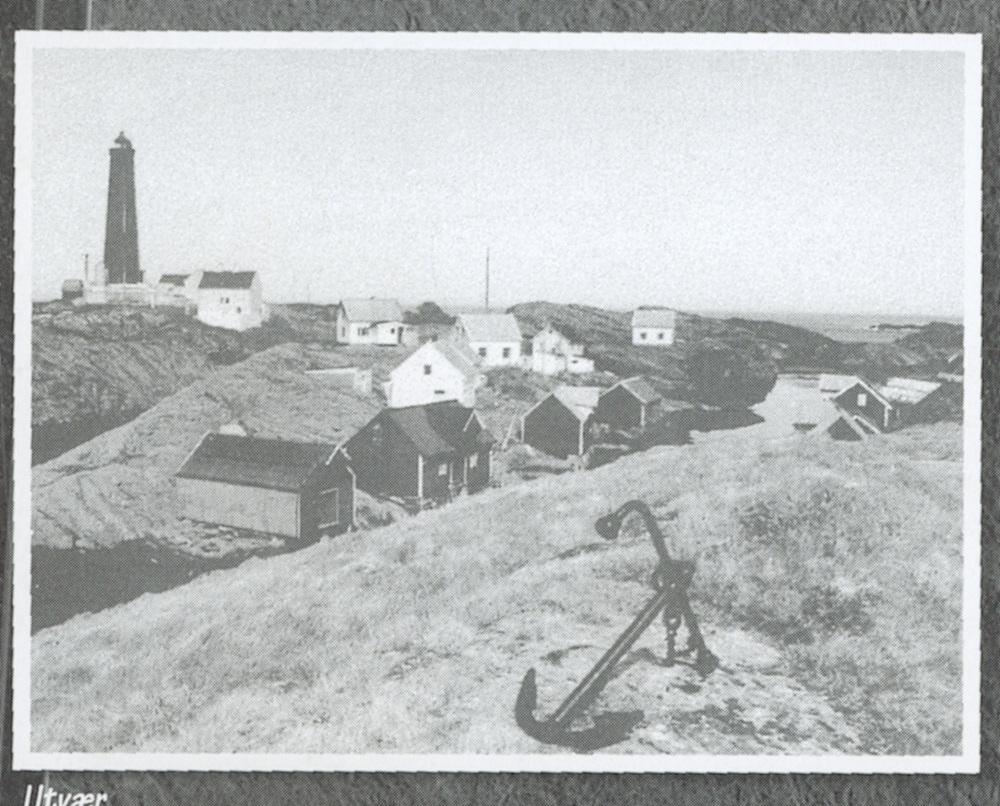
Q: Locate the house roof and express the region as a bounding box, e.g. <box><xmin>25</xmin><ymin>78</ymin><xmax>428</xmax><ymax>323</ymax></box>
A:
<box><xmin>176</xmin><ymin>432</ymin><xmax>342</xmax><ymax>492</ymax></box>
<box><xmin>632</xmin><ymin>308</ymin><xmax>677</xmax><ymax>329</ymax></box>
<box><xmin>818</xmin><ymin>373</ymin><xmax>860</xmax><ymax>395</ymax></box>
<box><xmin>379</xmin><ymin>401</ymin><xmax>493</xmax><ymax>457</ymax></box>
<box><xmin>612</xmin><ymin>376</ymin><xmax>662</xmax><ymax>404</ymax></box>
<box><xmin>532</xmin><ymin>324</ymin><xmax>583</xmax><ymax>347</ymax></box>
<box><xmin>199</xmin><ymin>271</ymin><xmax>256</xmax><ymax>290</ymax></box>
<box><xmin>428</xmin><ymin>340</ymin><xmax>482</xmax><ymax>380</ymax></box>
<box><xmin>833</xmin><ymin>377</ymin><xmax>894</xmax><ymax>410</ymax></box>
<box><xmin>158</xmin><ymin>273</ymin><xmax>190</xmax><ymax>287</ymax></box>
<box><xmin>552</xmin><ymin>385</ymin><xmax>602</xmax><ymax>421</ymax></box>
<box><xmin>879</xmin><ymin>377</ymin><xmax>941</xmax><ymax>405</ymax></box>
<box><xmin>339</xmin><ymin>298</ymin><xmax>403</xmax><ymax>324</ymax></box>
<box><xmin>826</xmin><ymin>409</ymin><xmax>872</xmax><ymax>440</ymax></box>
<box><xmin>457</xmin><ymin>313</ymin><xmax>522</xmax><ymax>343</ymax></box>
<box><xmin>390</xmin><ymin>340</ymin><xmax>482</xmax><ymax>383</ymax></box>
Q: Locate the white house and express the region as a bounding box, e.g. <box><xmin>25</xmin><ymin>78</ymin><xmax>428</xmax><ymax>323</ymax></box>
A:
<box><xmin>631</xmin><ymin>308</ymin><xmax>676</xmax><ymax>346</ymax></box>
<box><xmin>196</xmin><ymin>271</ymin><xmax>267</xmax><ymax>331</ymax></box>
<box><xmin>383</xmin><ymin>340</ymin><xmax>485</xmax><ymax>409</ymax></box>
<box><xmin>530</xmin><ymin>324</ymin><xmax>594</xmax><ymax>376</ymax></box>
<box><xmin>336</xmin><ymin>298</ymin><xmax>405</xmax><ymax>345</ymax></box>
<box><xmin>453</xmin><ymin>313</ymin><xmax>522</xmax><ymax>367</ymax></box>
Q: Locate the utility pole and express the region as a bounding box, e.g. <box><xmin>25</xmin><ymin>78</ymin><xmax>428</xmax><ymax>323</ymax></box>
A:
<box><xmin>83</xmin><ymin>253</ymin><xmax>89</xmax><ymax>283</ymax></box>
<box><xmin>484</xmin><ymin>247</ymin><xmax>490</xmax><ymax>313</ymax></box>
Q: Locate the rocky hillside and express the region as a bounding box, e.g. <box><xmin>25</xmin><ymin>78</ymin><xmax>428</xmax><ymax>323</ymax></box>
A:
<box><xmin>509</xmin><ymin>301</ymin><xmax>963</xmax><ymax>404</ymax></box>
<box><xmin>31</xmin><ymin>302</ymin><xmax>343</xmax><ymax>463</ymax></box>
<box><xmin>509</xmin><ymin>301</ymin><xmax>778</xmax><ymax>408</ymax></box>
<box><xmin>31</xmin><ymin>422</ymin><xmax>962</xmax><ymax>757</ymax></box>
<box><xmin>31</xmin><ymin>342</ymin><xmax>403</xmax><ymax>553</ymax></box>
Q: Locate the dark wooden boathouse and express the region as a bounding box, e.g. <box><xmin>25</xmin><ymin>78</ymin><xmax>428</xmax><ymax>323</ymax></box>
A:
<box><xmin>175</xmin><ymin>432</ymin><xmax>355</xmax><ymax>541</ymax></box>
<box><xmin>345</xmin><ymin>401</ymin><xmax>493</xmax><ymax>510</ymax></box>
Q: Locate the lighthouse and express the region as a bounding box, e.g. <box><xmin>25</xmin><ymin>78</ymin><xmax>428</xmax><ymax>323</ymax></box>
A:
<box><xmin>103</xmin><ymin>131</ymin><xmax>141</xmax><ymax>284</ymax></box>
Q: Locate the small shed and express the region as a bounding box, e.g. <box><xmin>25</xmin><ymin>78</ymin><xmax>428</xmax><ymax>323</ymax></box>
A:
<box><xmin>175</xmin><ymin>433</ymin><xmax>354</xmax><ymax>541</ymax></box>
<box><xmin>346</xmin><ymin>401</ymin><xmax>494</xmax><ymax>510</ymax></box>
<box><xmin>521</xmin><ymin>385</ymin><xmax>602</xmax><ymax>459</ymax></box>
<box><xmin>631</xmin><ymin>308</ymin><xmax>676</xmax><ymax>346</ymax></box>
<box><xmin>595</xmin><ymin>376</ymin><xmax>663</xmax><ymax>432</ymax></box>
<box><xmin>196</xmin><ymin>270</ymin><xmax>267</xmax><ymax>331</ymax></box>
<box><xmin>832</xmin><ymin>378</ymin><xmax>897</xmax><ymax>432</ymax></box>
<box><xmin>61</xmin><ymin>279</ymin><xmax>84</xmax><ymax>301</ymax></box>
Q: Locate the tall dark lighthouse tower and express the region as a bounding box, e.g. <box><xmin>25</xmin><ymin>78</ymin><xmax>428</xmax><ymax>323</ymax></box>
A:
<box><xmin>103</xmin><ymin>131</ymin><xmax>141</xmax><ymax>284</ymax></box>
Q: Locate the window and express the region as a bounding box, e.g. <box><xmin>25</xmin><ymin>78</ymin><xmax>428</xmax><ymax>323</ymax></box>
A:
<box><xmin>438</xmin><ymin>463</ymin><xmax>448</xmax><ymax>477</ymax></box>
<box><xmin>469</xmin><ymin>454</ymin><xmax>478</xmax><ymax>469</ymax></box>
<box><xmin>657</xmin><ymin>332</ymin><xmax>664</xmax><ymax>340</ymax></box>
<box><xmin>857</xmin><ymin>392</ymin><xmax>868</xmax><ymax>406</ymax></box>
<box><xmin>390</xmin><ymin>327</ymin><xmax>396</xmax><ymax>334</ymax></box>
<box><xmin>434</xmin><ymin>389</ymin><xmax>446</xmax><ymax>395</ymax></box>
<box><xmin>423</xmin><ymin>364</ymin><xmax>433</xmax><ymax>375</ymax></box>
<box><xmin>640</xmin><ymin>331</ymin><xmax>647</xmax><ymax>340</ymax></box>
<box><xmin>236</xmin><ymin>306</ymin><xmax>242</xmax><ymax>314</ymax></box>
<box><xmin>359</xmin><ymin>326</ymin><xmax>369</xmax><ymax>336</ymax></box>
<box><xmin>478</xmin><ymin>347</ymin><xmax>487</xmax><ymax>358</ymax></box>
<box><xmin>502</xmin><ymin>347</ymin><xmax>511</xmax><ymax>359</ymax></box>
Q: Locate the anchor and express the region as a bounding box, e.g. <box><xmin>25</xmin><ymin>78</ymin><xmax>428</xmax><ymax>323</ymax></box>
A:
<box><xmin>515</xmin><ymin>500</ymin><xmax>719</xmax><ymax>750</ymax></box>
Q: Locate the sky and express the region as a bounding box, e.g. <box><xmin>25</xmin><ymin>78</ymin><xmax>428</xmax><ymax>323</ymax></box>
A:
<box><xmin>27</xmin><ymin>43</ymin><xmax>970</xmax><ymax>314</ymax></box>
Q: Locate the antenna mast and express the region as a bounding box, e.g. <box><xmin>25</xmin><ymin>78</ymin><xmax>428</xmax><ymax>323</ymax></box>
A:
<box><xmin>485</xmin><ymin>247</ymin><xmax>490</xmax><ymax>312</ymax></box>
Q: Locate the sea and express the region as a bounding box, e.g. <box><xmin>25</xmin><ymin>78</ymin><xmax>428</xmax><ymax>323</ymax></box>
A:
<box><xmin>432</xmin><ymin>301</ymin><xmax>962</xmax><ymax>344</ymax></box>
<box><xmin>694</xmin><ymin>310</ymin><xmax>963</xmax><ymax>343</ymax></box>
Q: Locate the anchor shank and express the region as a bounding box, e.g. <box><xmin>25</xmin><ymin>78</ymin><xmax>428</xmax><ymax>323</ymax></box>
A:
<box><xmin>550</xmin><ymin>582</ymin><xmax>675</xmax><ymax>727</ymax></box>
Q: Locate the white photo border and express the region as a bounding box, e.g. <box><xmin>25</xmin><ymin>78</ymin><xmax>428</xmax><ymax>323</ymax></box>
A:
<box><xmin>11</xmin><ymin>30</ymin><xmax>983</xmax><ymax>774</ymax></box>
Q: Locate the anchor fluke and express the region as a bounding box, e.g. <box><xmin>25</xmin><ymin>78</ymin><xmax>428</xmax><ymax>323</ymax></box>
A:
<box><xmin>515</xmin><ymin>669</ymin><xmax>643</xmax><ymax>751</ymax></box>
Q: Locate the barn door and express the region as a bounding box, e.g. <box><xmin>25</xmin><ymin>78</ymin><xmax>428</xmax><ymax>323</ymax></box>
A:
<box><xmin>315</xmin><ymin>488</ymin><xmax>341</xmax><ymax>536</ymax></box>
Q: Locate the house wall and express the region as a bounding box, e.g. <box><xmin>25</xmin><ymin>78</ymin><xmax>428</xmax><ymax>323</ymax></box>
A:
<box><xmin>531</xmin><ymin>351</ymin><xmax>595</xmax><ymax>376</ymax></box>
<box><xmin>345</xmin><ymin>416</ymin><xmax>421</xmax><ymax>502</ymax></box>
<box><xmin>385</xmin><ymin>346</ymin><xmax>474</xmax><ymax>408</ymax></box>
<box><xmin>298</xmin><ymin>451</ymin><xmax>354</xmax><ymax>540</ymax></box>
<box><xmin>466</xmin><ymin>448</ymin><xmax>491</xmax><ymax>493</ymax></box>
<box><xmin>595</xmin><ymin>385</ymin><xmax>646</xmax><ymax>432</ymax></box>
<box><xmin>834</xmin><ymin>383</ymin><xmax>895</xmax><ymax>430</ymax></box>
<box><xmin>523</xmin><ymin>396</ymin><xmax>586</xmax><ymax>458</ymax></box>
<box><xmin>401</xmin><ymin>322</ymin><xmax>454</xmax><ymax>347</ymax></box>
<box><xmin>197</xmin><ymin>278</ymin><xmax>264</xmax><ymax>331</ymax></box>
<box><xmin>420</xmin><ymin>454</ymin><xmax>456</xmax><ymax>503</ymax></box>
<box><xmin>177</xmin><ymin>477</ymin><xmax>300</xmax><ymax>537</ymax></box>
<box><xmin>828</xmin><ymin>416</ymin><xmax>865</xmax><ymax>441</ymax></box>
<box><xmin>468</xmin><ymin>340</ymin><xmax>521</xmax><ymax>367</ymax></box>
<box><xmin>336</xmin><ymin>310</ymin><xmax>404</xmax><ymax>345</ymax></box>
<box><xmin>632</xmin><ymin>326</ymin><xmax>674</xmax><ymax>346</ymax></box>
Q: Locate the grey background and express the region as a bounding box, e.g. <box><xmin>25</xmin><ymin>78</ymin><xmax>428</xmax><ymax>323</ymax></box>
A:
<box><xmin>1</xmin><ymin>1</ymin><xmax>996</xmax><ymax>804</ymax></box>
